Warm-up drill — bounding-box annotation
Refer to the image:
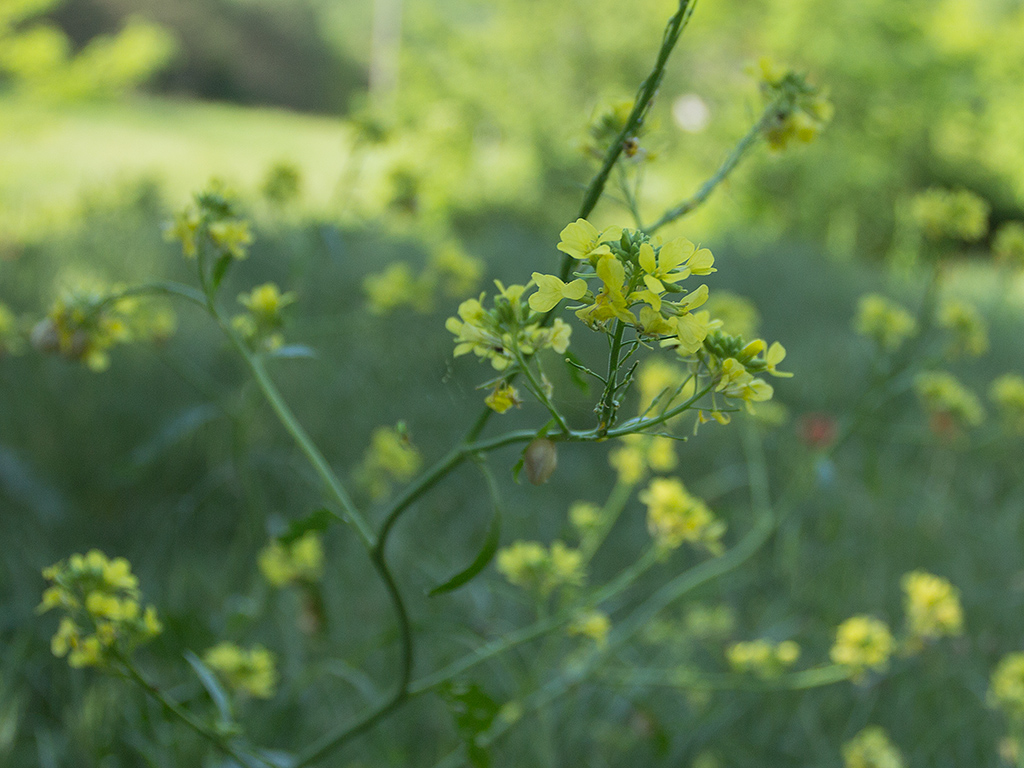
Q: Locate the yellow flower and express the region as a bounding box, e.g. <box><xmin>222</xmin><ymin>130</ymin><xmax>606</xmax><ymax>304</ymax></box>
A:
<box><xmin>485</xmin><ymin>382</ymin><xmax>521</xmax><ymax>414</ymax></box>
<box><xmin>830</xmin><ymin>616</ymin><xmax>894</xmax><ymax>677</ymax></box>
<box><xmin>901</xmin><ymin>570</ymin><xmax>962</xmax><ymax>643</ymax></box>
<box><xmin>40</xmin><ymin>550</ymin><xmax>161</xmax><ymax>668</ymax></box>
<box><xmin>203</xmin><ymin>642</ymin><xmax>278</xmax><ymax>699</ymax></box>
<box><xmin>639</xmin><ymin>478</ymin><xmax>724</xmax><ymax>553</ymax></box>
<box><xmin>208</xmin><ymin>219</ymin><xmax>253</xmax><ymax>260</ymax></box>
<box><xmin>528</xmin><ymin>272</ymin><xmax>587</xmax><ymax>312</ymax></box>
<box><xmin>990</xmin><ymin>652</ymin><xmax>1024</xmax><ymax>720</ymax></box>
<box><xmin>726</xmin><ymin>639</ymin><xmax>800</xmax><ymax>677</ymax></box>
<box><xmin>991</xmin><ymin>374</ymin><xmax>1024</xmax><ymax>434</ymax></box>
<box><xmin>556</xmin><ymin>218</ymin><xmax>622</xmax><ymax>261</ymax></box>
<box><xmin>914</xmin><ymin>370</ymin><xmax>984</xmax><ymax>429</ymax></box>
<box><xmin>576</xmin><ymin>255</ymin><xmax>635</xmax><ymax>326</ymax></box>
<box><xmin>239</xmin><ymin>283</ymin><xmax>296</xmax><ymax>322</ymax></box>
<box><xmin>842</xmin><ymin>727</ymin><xmax>905</xmax><ymax>768</ymax></box>
<box><xmin>259</xmin><ymin>532</ymin><xmax>325</xmax><ymax>587</ymax></box>
<box><xmin>670</xmin><ymin>310</ymin><xmax>715</xmax><ymax>356</ymax></box>
<box><xmin>569</xmin><ymin>610</ymin><xmax>611</xmax><ymax>646</ymax></box>
<box><xmin>855</xmin><ymin>294</ymin><xmax>917</xmax><ymax>351</ymax></box>
<box><xmin>937</xmin><ymin>299</ymin><xmax>988</xmax><ymax>357</ymax></box>
<box><xmin>496</xmin><ymin>540</ymin><xmax>584</xmax><ymax>596</ymax></box>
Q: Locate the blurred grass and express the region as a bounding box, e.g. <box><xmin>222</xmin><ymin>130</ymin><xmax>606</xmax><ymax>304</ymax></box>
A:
<box><xmin>2</xmin><ymin>195</ymin><xmax>1024</xmax><ymax>765</ymax></box>
<box><xmin>0</xmin><ymin>97</ymin><xmax>351</xmax><ymax>239</ymax></box>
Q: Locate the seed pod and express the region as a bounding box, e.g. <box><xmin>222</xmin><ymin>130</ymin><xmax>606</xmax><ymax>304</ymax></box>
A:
<box><xmin>524</xmin><ymin>438</ymin><xmax>557</xmax><ymax>485</ymax></box>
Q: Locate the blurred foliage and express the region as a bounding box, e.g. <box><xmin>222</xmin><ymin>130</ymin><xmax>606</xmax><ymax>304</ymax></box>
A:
<box><xmin>3</xmin><ymin>0</ymin><xmax>1024</xmax><ymax>766</ymax></box>
<box><xmin>0</xmin><ymin>0</ymin><xmax>173</xmax><ymax>100</ymax></box>
<box><xmin>48</xmin><ymin>0</ymin><xmax>366</xmax><ymax>111</ymax></box>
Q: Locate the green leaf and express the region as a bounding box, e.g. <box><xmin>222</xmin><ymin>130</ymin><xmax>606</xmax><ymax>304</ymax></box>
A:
<box><xmin>429</xmin><ymin>506</ymin><xmax>501</xmax><ymax>596</ymax></box>
<box><xmin>184</xmin><ymin>650</ymin><xmax>233</xmax><ymax>726</ymax></box>
<box><xmin>277</xmin><ymin>507</ymin><xmax>334</xmax><ymax>545</ymax></box>
<box><xmin>210</xmin><ymin>253</ymin><xmax>233</xmax><ymax>291</ymax></box>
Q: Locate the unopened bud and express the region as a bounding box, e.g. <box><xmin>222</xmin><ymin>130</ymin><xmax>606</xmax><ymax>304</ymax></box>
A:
<box><xmin>524</xmin><ymin>438</ymin><xmax>558</xmax><ymax>485</ymax></box>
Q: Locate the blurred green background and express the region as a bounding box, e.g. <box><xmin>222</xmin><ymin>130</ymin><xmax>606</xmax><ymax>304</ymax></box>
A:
<box><xmin>2</xmin><ymin>0</ymin><xmax>1024</xmax><ymax>766</ymax></box>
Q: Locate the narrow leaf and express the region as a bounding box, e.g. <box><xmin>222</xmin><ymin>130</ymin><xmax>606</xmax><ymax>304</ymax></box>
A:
<box><xmin>429</xmin><ymin>506</ymin><xmax>501</xmax><ymax>596</ymax></box>
<box><xmin>184</xmin><ymin>650</ymin><xmax>232</xmax><ymax>725</ymax></box>
<box><xmin>210</xmin><ymin>254</ymin><xmax>233</xmax><ymax>291</ymax></box>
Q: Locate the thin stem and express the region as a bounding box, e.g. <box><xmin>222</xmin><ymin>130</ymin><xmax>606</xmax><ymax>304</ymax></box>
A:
<box><xmin>476</xmin><ymin>426</ymin><xmax>776</xmax><ymax>748</ymax></box>
<box><xmin>514</xmin><ymin>350</ymin><xmax>571</xmax><ymax>436</ymax></box>
<box><xmin>118</xmin><ymin>656</ymin><xmax>272</xmax><ymax>768</ymax></box>
<box><xmin>646</xmin><ymin>102</ymin><xmax>773</xmax><ymax>234</ymax></box>
<box><xmin>598</xmin><ymin>320</ymin><xmax>628</xmax><ymax>434</ymax></box>
<box><xmin>564</xmin><ymin>0</ymin><xmax>698</xmax><ymax>283</ymax></box>
<box><xmin>229</xmin><ymin>336</ymin><xmax>376</xmax><ymax>548</ymax></box>
<box><xmin>601</xmin><ymin>664</ymin><xmax>852</xmax><ymax>692</ymax></box>
<box><xmin>408</xmin><ymin>546</ymin><xmax>661</xmax><ymax>695</ymax></box>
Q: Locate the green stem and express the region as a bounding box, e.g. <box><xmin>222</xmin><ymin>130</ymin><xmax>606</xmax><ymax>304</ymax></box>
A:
<box><xmin>601</xmin><ymin>663</ymin><xmax>852</xmax><ymax>691</ymax></box>
<box><xmin>477</xmin><ymin>426</ymin><xmax>776</xmax><ymax>748</ymax></box>
<box><xmin>514</xmin><ymin>350</ymin><xmax>571</xmax><ymax>436</ymax></box>
<box><xmin>581</xmin><ymin>478</ymin><xmax>636</xmax><ymax>563</ymax></box>
<box><xmin>229</xmin><ymin>334</ymin><xmax>376</xmax><ymax>548</ymax></box>
<box><xmin>563</xmin><ymin>0</ymin><xmax>698</xmax><ymax>283</ymax></box>
<box><xmin>598</xmin><ymin>320</ymin><xmax>628</xmax><ymax>434</ymax></box>
<box><xmin>646</xmin><ymin>103</ymin><xmax>772</xmax><ymax>234</ymax></box>
<box><xmin>408</xmin><ymin>546</ymin><xmax>661</xmax><ymax>695</ymax></box>
<box><xmin>119</xmin><ymin>656</ymin><xmax>271</xmax><ymax>768</ymax></box>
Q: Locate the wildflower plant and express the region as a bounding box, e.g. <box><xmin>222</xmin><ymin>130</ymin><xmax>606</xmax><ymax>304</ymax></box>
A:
<box><xmin>24</xmin><ymin>1</ymin><xmax>1001</xmax><ymax>765</ymax></box>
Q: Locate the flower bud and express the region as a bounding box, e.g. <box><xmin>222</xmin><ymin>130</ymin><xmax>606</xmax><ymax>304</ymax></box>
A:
<box><xmin>524</xmin><ymin>438</ymin><xmax>557</xmax><ymax>485</ymax></box>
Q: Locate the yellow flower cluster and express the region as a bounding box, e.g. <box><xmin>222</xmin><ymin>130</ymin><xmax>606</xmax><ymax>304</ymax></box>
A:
<box><xmin>910</xmin><ymin>187</ymin><xmax>989</xmax><ymax>243</ymax></box>
<box><xmin>31</xmin><ymin>283</ymin><xmax>175</xmax><ymax>371</ymax></box>
<box><xmin>757</xmin><ymin>58</ymin><xmax>834</xmax><ymax>151</ymax></box>
<box><xmin>446</xmin><ymin>281</ymin><xmax>573</xmax><ymax>371</ymax></box>
<box><xmin>994</xmin><ymin>222</ymin><xmax>1024</xmax><ymax>270</ymax></box>
<box><xmin>166</xmin><ymin>184</ymin><xmax>253</xmax><ymax>261</ymax></box>
<box><xmin>639</xmin><ymin>478</ymin><xmax>725</xmax><ymax>554</ymax></box>
<box><xmin>364</xmin><ymin>243</ymin><xmax>483</xmax><ymax>315</ymax></box>
<box><xmin>991</xmin><ymin>653</ymin><xmax>1024</xmax><ymax>722</ymax></box>
<box><xmin>495</xmin><ymin>540</ymin><xmax>584</xmax><ymax>597</ymax></box>
<box><xmin>842</xmin><ymin>726</ymin><xmax>905</xmax><ymax>768</ymax></box>
<box><xmin>914</xmin><ymin>370</ymin><xmax>984</xmax><ymax>430</ymax></box>
<box><xmin>232</xmin><ymin>282</ymin><xmax>296</xmax><ymax>352</ymax></box>
<box><xmin>937</xmin><ymin>299</ymin><xmax>988</xmax><ymax>357</ymax></box>
<box><xmin>726</xmin><ymin>639</ymin><xmax>800</xmax><ymax>677</ymax></box>
<box><xmin>608</xmin><ymin>433</ymin><xmax>678</xmax><ymax>484</ymax></box>
<box><xmin>830</xmin><ymin>615</ymin><xmax>894</xmax><ymax>678</ymax></box>
<box><xmin>358</xmin><ymin>425</ymin><xmax>423</xmax><ymax>500</ymax></box>
<box><xmin>203</xmin><ymin>642</ymin><xmax>278</xmax><ymax>699</ymax></box>
<box><xmin>901</xmin><ymin>570</ymin><xmax>963</xmax><ymax>644</ymax></box>
<box><xmin>990</xmin><ymin>374</ymin><xmax>1024</xmax><ymax>434</ymax></box>
<box><xmin>568</xmin><ymin>609</ymin><xmax>612</xmax><ymax>646</ymax></box>
<box><xmin>699</xmin><ymin>332</ymin><xmax>791</xmax><ymax>417</ymax></box>
<box><xmin>39</xmin><ymin>550</ymin><xmax>162</xmax><ymax>668</ymax></box>
<box><xmin>854</xmin><ymin>294</ymin><xmax>917</xmax><ymax>351</ymax></box>
<box><xmin>258</xmin><ymin>532</ymin><xmax>325</xmax><ymax>587</ymax></box>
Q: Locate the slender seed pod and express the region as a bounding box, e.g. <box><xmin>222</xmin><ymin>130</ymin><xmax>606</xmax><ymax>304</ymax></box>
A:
<box><xmin>524</xmin><ymin>438</ymin><xmax>558</xmax><ymax>485</ymax></box>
